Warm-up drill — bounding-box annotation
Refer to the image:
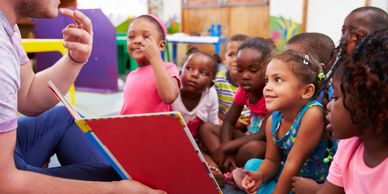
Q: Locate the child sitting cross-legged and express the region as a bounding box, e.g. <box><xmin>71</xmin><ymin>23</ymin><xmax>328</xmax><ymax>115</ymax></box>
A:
<box><xmin>171</xmin><ymin>50</ymin><xmax>226</xmax><ymax>187</ymax></box>
<box><xmin>199</xmin><ymin>38</ymin><xmax>276</xmax><ymax>186</ymax></box>
<box><xmin>241</xmin><ymin>50</ymin><xmax>329</xmax><ymax>194</ymax></box>
<box><xmin>172</xmin><ymin>51</ymin><xmax>219</xmax><ymax>138</ymax></box>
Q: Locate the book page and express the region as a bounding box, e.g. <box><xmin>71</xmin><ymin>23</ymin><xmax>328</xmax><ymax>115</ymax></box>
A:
<box><xmin>48</xmin><ymin>80</ymin><xmax>82</xmax><ymax>121</ymax></box>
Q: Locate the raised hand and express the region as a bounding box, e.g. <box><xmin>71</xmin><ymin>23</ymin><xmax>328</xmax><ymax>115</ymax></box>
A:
<box><xmin>140</xmin><ymin>36</ymin><xmax>163</xmax><ymax>64</ymax></box>
<box><xmin>60</xmin><ymin>8</ymin><xmax>93</xmax><ymax>64</ymax></box>
<box><xmin>242</xmin><ymin>169</ymin><xmax>263</xmax><ymax>194</ymax></box>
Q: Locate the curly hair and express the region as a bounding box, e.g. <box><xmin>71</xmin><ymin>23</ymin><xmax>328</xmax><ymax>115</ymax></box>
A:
<box><xmin>340</xmin><ymin>28</ymin><xmax>388</xmax><ymax>141</ymax></box>
<box><xmin>274</xmin><ymin>50</ymin><xmax>322</xmax><ymax>97</ymax></box>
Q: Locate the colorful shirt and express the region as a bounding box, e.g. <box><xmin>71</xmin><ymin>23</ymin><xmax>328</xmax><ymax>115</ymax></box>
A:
<box><xmin>120</xmin><ymin>62</ymin><xmax>180</xmax><ymax>115</ymax></box>
<box><xmin>0</xmin><ymin>11</ymin><xmax>29</xmax><ymax>133</ymax></box>
<box><xmin>271</xmin><ymin>100</ymin><xmax>328</xmax><ymax>183</ymax></box>
<box><xmin>233</xmin><ymin>87</ymin><xmax>267</xmax><ymax>134</ymax></box>
<box><xmin>327</xmin><ymin>137</ymin><xmax>388</xmax><ymax>193</ymax></box>
<box><xmin>172</xmin><ymin>86</ymin><xmax>219</xmax><ymax>137</ymax></box>
<box><xmin>214</xmin><ymin>71</ymin><xmax>250</xmax><ymax>123</ymax></box>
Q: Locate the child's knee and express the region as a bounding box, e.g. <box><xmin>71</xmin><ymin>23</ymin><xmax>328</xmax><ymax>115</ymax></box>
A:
<box><xmin>244</xmin><ymin>158</ymin><xmax>263</xmax><ymax>172</ymax></box>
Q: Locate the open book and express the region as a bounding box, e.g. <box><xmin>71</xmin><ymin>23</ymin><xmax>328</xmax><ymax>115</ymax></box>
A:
<box><xmin>48</xmin><ymin>80</ymin><xmax>222</xmax><ymax>194</ymax></box>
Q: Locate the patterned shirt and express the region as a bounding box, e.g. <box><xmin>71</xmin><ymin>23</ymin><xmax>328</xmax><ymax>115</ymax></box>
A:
<box><xmin>271</xmin><ymin>100</ymin><xmax>329</xmax><ymax>183</ymax></box>
<box><xmin>214</xmin><ymin>71</ymin><xmax>250</xmax><ymax>123</ymax></box>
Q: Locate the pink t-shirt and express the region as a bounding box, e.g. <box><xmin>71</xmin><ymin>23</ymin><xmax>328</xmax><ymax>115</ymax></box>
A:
<box><xmin>233</xmin><ymin>87</ymin><xmax>267</xmax><ymax>117</ymax></box>
<box><xmin>120</xmin><ymin>62</ymin><xmax>180</xmax><ymax>115</ymax></box>
<box><xmin>327</xmin><ymin>137</ymin><xmax>388</xmax><ymax>194</ymax></box>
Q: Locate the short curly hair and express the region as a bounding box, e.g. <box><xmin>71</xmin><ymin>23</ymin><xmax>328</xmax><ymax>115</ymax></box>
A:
<box><xmin>340</xmin><ymin>28</ymin><xmax>388</xmax><ymax>141</ymax></box>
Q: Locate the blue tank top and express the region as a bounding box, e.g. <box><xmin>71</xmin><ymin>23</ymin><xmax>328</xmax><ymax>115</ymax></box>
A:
<box><xmin>271</xmin><ymin>100</ymin><xmax>329</xmax><ymax>183</ymax></box>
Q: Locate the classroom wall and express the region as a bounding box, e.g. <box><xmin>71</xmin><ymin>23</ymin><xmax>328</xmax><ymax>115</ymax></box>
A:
<box><xmin>77</xmin><ymin>0</ymin><xmax>148</xmax><ymax>26</ymax></box>
<box><xmin>306</xmin><ymin>0</ymin><xmax>365</xmax><ymax>44</ymax></box>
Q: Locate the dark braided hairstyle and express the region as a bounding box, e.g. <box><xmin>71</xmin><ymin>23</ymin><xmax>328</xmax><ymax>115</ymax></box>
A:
<box><xmin>340</xmin><ymin>28</ymin><xmax>388</xmax><ymax>141</ymax></box>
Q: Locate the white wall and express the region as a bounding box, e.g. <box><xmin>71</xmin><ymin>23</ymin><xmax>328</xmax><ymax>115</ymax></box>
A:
<box><xmin>77</xmin><ymin>0</ymin><xmax>148</xmax><ymax>26</ymax></box>
<box><xmin>163</xmin><ymin>0</ymin><xmax>181</xmax><ymax>23</ymax></box>
<box><xmin>370</xmin><ymin>0</ymin><xmax>388</xmax><ymax>11</ymax></box>
<box><xmin>306</xmin><ymin>0</ymin><xmax>365</xmax><ymax>44</ymax></box>
<box><xmin>270</xmin><ymin>0</ymin><xmax>304</xmax><ymax>23</ymax></box>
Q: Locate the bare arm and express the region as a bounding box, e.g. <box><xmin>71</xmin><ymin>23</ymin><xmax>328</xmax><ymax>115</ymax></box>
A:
<box><xmin>17</xmin><ymin>9</ymin><xmax>93</xmax><ymax>116</ymax></box>
<box><xmin>142</xmin><ymin>37</ymin><xmax>179</xmax><ymax>104</ymax></box>
<box><xmin>316</xmin><ymin>181</ymin><xmax>345</xmax><ymax>194</ymax></box>
<box><xmin>273</xmin><ymin>106</ymin><xmax>325</xmax><ymax>194</ymax></box>
<box><xmin>220</xmin><ymin>103</ymin><xmax>244</xmax><ymax>143</ymax></box>
<box><xmin>0</xmin><ymin>130</ymin><xmax>165</xmax><ymax>194</ymax></box>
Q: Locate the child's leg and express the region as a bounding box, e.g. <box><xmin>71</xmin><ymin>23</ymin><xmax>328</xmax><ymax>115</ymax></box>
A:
<box><xmin>234</xmin><ymin>140</ymin><xmax>266</xmax><ymax>167</ymax></box>
<box><xmin>239</xmin><ymin>158</ymin><xmax>277</xmax><ymax>194</ymax></box>
<box><xmin>203</xmin><ymin>152</ymin><xmax>225</xmax><ymax>188</ymax></box>
<box><xmin>198</xmin><ymin>123</ymin><xmax>221</xmax><ymax>154</ymax></box>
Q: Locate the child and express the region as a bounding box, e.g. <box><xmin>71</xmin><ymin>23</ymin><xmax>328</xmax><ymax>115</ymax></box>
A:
<box><xmin>120</xmin><ymin>14</ymin><xmax>180</xmax><ymax>115</ymax></box>
<box><xmin>291</xmin><ymin>7</ymin><xmax>388</xmax><ymax>194</ymax></box>
<box><xmin>215</xmin><ymin>34</ymin><xmax>251</xmax><ymax>128</ymax></box>
<box><xmin>199</xmin><ymin>37</ymin><xmax>275</xmax><ymax>174</ymax></box>
<box><xmin>172</xmin><ymin>51</ymin><xmax>219</xmax><ymax>138</ymax></box>
<box><xmin>317</xmin><ymin>28</ymin><xmax>388</xmax><ymax>194</ymax></box>
<box><xmin>242</xmin><ymin>50</ymin><xmax>329</xmax><ymax>194</ymax></box>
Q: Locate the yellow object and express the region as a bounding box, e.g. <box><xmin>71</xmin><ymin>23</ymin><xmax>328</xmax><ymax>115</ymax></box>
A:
<box><xmin>21</xmin><ymin>39</ymin><xmax>76</xmax><ymax>105</ymax></box>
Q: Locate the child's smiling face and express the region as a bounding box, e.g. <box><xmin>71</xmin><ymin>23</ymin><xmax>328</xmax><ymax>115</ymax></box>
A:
<box><xmin>181</xmin><ymin>53</ymin><xmax>216</xmax><ymax>94</ymax></box>
<box><xmin>236</xmin><ymin>48</ymin><xmax>266</xmax><ymax>93</ymax></box>
<box><xmin>263</xmin><ymin>59</ymin><xmax>307</xmax><ymax>112</ymax></box>
<box><xmin>126</xmin><ymin>17</ymin><xmax>163</xmax><ymax>62</ymax></box>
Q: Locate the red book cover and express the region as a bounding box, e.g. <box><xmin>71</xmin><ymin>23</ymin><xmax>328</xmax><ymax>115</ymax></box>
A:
<box><xmin>48</xmin><ymin>80</ymin><xmax>222</xmax><ymax>194</ymax></box>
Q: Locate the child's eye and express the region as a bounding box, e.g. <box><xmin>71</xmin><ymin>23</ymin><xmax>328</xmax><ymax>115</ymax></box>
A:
<box><xmin>127</xmin><ymin>35</ymin><xmax>135</xmax><ymax>39</ymax></box>
<box><xmin>265</xmin><ymin>78</ymin><xmax>269</xmax><ymax>85</ymax></box>
<box><xmin>200</xmin><ymin>70</ymin><xmax>209</xmax><ymax>76</ymax></box>
<box><xmin>236</xmin><ymin>67</ymin><xmax>242</xmax><ymax>72</ymax></box>
<box><xmin>275</xmin><ymin>77</ymin><xmax>283</xmax><ymax>83</ymax></box>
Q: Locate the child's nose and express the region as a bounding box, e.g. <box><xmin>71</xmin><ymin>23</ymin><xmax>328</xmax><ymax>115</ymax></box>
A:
<box><xmin>191</xmin><ymin>70</ymin><xmax>199</xmax><ymax>78</ymax></box>
<box><xmin>133</xmin><ymin>36</ymin><xmax>143</xmax><ymax>43</ymax></box>
<box><xmin>241</xmin><ymin>72</ymin><xmax>250</xmax><ymax>80</ymax></box>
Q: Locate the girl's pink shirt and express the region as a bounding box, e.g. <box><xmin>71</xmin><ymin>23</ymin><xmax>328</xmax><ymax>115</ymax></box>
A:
<box><xmin>327</xmin><ymin>137</ymin><xmax>388</xmax><ymax>194</ymax></box>
<box><xmin>120</xmin><ymin>62</ymin><xmax>180</xmax><ymax>115</ymax></box>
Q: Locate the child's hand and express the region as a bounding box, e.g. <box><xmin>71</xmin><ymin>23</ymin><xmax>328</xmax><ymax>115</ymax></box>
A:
<box><xmin>140</xmin><ymin>36</ymin><xmax>162</xmax><ymax>63</ymax></box>
<box><xmin>291</xmin><ymin>176</ymin><xmax>321</xmax><ymax>194</ymax></box>
<box><xmin>59</xmin><ymin>8</ymin><xmax>93</xmax><ymax>64</ymax></box>
<box><xmin>242</xmin><ymin>170</ymin><xmax>263</xmax><ymax>193</ymax></box>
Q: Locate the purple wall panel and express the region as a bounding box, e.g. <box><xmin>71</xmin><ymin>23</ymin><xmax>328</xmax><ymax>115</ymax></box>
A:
<box><xmin>34</xmin><ymin>9</ymin><xmax>118</xmax><ymax>92</ymax></box>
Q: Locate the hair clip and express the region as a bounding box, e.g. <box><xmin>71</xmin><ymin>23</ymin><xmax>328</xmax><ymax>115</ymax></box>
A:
<box><xmin>317</xmin><ymin>72</ymin><xmax>325</xmax><ymax>81</ymax></box>
<box><xmin>303</xmin><ymin>54</ymin><xmax>310</xmax><ymax>65</ymax></box>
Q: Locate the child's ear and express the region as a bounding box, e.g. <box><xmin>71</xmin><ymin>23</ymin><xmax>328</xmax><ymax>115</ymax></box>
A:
<box><xmin>159</xmin><ymin>40</ymin><xmax>166</xmax><ymax>50</ymax></box>
<box><xmin>301</xmin><ymin>84</ymin><xmax>315</xmax><ymax>99</ymax></box>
